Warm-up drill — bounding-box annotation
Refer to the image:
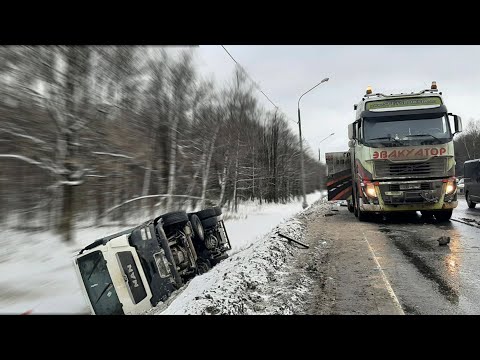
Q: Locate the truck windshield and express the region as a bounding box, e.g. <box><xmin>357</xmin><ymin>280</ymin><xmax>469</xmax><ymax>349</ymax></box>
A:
<box><xmin>77</xmin><ymin>251</ymin><xmax>124</xmax><ymax>315</ymax></box>
<box><xmin>363</xmin><ymin>113</ymin><xmax>452</xmax><ymax>147</ymax></box>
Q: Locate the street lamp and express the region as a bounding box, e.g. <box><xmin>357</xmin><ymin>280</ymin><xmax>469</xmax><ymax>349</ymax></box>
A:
<box><xmin>297</xmin><ymin>77</ymin><xmax>329</xmax><ymax>209</ymax></box>
<box><xmin>318</xmin><ymin>132</ymin><xmax>335</xmax><ymax>162</ymax></box>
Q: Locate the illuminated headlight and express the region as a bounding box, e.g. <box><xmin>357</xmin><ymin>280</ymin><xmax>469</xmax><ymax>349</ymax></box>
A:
<box><xmin>365</xmin><ymin>182</ymin><xmax>377</xmax><ymax>198</ymax></box>
<box><xmin>445</xmin><ymin>181</ymin><xmax>456</xmax><ymax>195</ymax></box>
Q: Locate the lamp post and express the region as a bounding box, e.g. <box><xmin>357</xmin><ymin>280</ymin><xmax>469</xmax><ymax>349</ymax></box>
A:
<box><xmin>318</xmin><ymin>132</ymin><xmax>335</xmax><ymax>162</ymax></box>
<box><xmin>297</xmin><ymin>77</ymin><xmax>329</xmax><ymax>209</ymax></box>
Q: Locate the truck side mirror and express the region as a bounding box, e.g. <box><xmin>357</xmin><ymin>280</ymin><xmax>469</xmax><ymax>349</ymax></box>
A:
<box><xmin>454</xmin><ymin>115</ymin><xmax>462</xmax><ymax>134</ymax></box>
<box><xmin>449</xmin><ymin>113</ymin><xmax>463</xmax><ymax>134</ymax></box>
<box><xmin>348</xmin><ymin>123</ymin><xmax>356</xmax><ymax>140</ymax></box>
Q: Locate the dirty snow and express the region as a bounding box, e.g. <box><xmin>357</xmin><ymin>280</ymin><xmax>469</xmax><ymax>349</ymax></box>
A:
<box><xmin>0</xmin><ymin>191</ymin><xmax>324</xmax><ymax>314</ymax></box>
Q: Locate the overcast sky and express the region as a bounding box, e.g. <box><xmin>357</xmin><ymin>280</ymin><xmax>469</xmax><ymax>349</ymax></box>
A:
<box><xmin>192</xmin><ymin>45</ymin><xmax>480</xmax><ymax>160</ymax></box>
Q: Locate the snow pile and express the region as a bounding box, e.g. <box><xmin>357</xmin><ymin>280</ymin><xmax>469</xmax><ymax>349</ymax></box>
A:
<box><xmin>155</xmin><ymin>198</ymin><xmax>330</xmax><ymax>315</ymax></box>
<box><xmin>223</xmin><ymin>191</ymin><xmax>323</xmax><ymax>254</ymax></box>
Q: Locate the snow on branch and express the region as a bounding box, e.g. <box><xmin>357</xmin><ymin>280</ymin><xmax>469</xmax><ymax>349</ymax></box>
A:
<box><xmin>102</xmin><ymin>194</ymin><xmax>216</xmax><ymax>217</ymax></box>
<box><xmin>92</xmin><ymin>151</ymin><xmax>133</xmax><ymax>159</ymax></box>
<box><xmin>0</xmin><ymin>126</ymin><xmax>47</xmax><ymax>145</ymax></box>
<box><xmin>0</xmin><ymin>154</ymin><xmax>61</xmax><ymax>175</ymax></box>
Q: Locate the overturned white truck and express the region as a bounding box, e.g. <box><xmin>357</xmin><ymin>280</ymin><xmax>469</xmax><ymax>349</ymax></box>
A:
<box><xmin>73</xmin><ymin>207</ymin><xmax>231</xmax><ymax>315</ymax></box>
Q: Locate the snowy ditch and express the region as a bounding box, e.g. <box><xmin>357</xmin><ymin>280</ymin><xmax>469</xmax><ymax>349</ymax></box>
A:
<box><xmin>0</xmin><ymin>191</ymin><xmax>325</xmax><ymax>314</ymax></box>
<box><xmin>151</xmin><ymin>196</ymin><xmax>330</xmax><ymax>315</ymax></box>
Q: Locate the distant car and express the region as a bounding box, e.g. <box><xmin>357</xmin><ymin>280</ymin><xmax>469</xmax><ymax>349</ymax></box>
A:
<box><xmin>464</xmin><ymin>159</ymin><xmax>480</xmax><ymax>208</ymax></box>
<box><xmin>457</xmin><ymin>178</ymin><xmax>465</xmax><ymax>195</ymax></box>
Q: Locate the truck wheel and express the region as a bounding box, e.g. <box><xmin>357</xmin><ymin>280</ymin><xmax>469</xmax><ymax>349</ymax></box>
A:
<box><xmin>347</xmin><ymin>201</ymin><xmax>354</xmax><ymax>213</ymax></box>
<box><xmin>354</xmin><ymin>206</ymin><xmax>359</xmax><ymax>217</ymax></box>
<box><xmin>196</xmin><ymin>208</ymin><xmax>216</xmax><ymax>220</ymax></box>
<box><xmin>421</xmin><ymin>210</ymin><xmax>434</xmax><ymax>219</ymax></box>
<box><xmin>358</xmin><ymin>207</ymin><xmax>368</xmax><ymax>222</ymax></box>
<box><xmin>435</xmin><ymin>210</ymin><xmax>453</xmax><ymax>222</ymax></box>
<box><xmin>161</xmin><ymin>211</ymin><xmax>189</xmax><ymax>227</ymax></box>
<box><xmin>467</xmin><ymin>193</ymin><xmax>477</xmax><ymax>209</ymax></box>
<box><xmin>196</xmin><ymin>258</ymin><xmax>211</xmax><ymax>275</ymax></box>
<box><xmin>354</xmin><ymin>190</ymin><xmax>367</xmax><ymax>221</ymax></box>
<box><xmin>201</xmin><ymin>216</ymin><xmax>218</xmax><ymax>229</ymax></box>
<box><xmin>155</xmin><ymin>224</ymin><xmax>183</xmax><ymax>288</ymax></box>
<box><xmin>189</xmin><ymin>214</ymin><xmax>205</xmax><ymax>242</ymax></box>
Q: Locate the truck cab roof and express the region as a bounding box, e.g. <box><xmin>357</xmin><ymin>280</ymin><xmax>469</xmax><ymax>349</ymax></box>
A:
<box><xmin>354</xmin><ymin>86</ymin><xmax>444</xmax><ymax>120</ymax></box>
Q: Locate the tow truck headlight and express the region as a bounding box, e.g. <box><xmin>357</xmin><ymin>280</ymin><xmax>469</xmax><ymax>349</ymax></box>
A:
<box><xmin>365</xmin><ymin>182</ymin><xmax>377</xmax><ymax>198</ymax></box>
<box><xmin>445</xmin><ymin>180</ymin><xmax>456</xmax><ymax>195</ymax></box>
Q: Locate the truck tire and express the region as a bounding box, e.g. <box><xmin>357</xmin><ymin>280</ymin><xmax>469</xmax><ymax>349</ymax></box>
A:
<box><xmin>358</xmin><ymin>207</ymin><xmax>369</xmax><ymax>222</ymax></box>
<box><xmin>352</xmin><ymin>188</ymin><xmax>359</xmax><ymax>218</ymax></box>
<box><xmin>354</xmin><ymin>189</ymin><xmax>368</xmax><ymax>221</ymax></box>
<box><xmin>201</xmin><ymin>216</ymin><xmax>218</xmax><ymax>229</ymax></box>
<box><xmin>435</xmin><ymin>209</ymin><xmax>453</xmax><ymax>222</ymax></box>
<box><xmin>189</xmin><ymin>214</ymin><xmax>205</xmax><ymax>242</ymax></box>
<box><xmin>211</xmin><ymin>252</ymin><xmax>229</xmax><ymax>266</ymax></box>
<box><xmin>196</xmin><ymin>208</ymin><xmax>216</xmax><ymax>220</ymax></box>
<box><xmin>155</xmin><ymin>224</ymin><xmax>183</xmax><ymax>288</ymax></box>
<box><xmin>196</xmin><ymin>258</ymin><xmax>211</xmax><ymax>275</ymax></box>
<box><xmin>161</xmin><ymin>211</ymin><xmax>189</xmax><ymax>227</ymax></box>
<box><xmin>421</xmin><ymin>210</ymin><xmax>434</xmax><ymax>219</ymax></box>
<box><xmin>466</xmin><ymin>193</ymin><xmax>477</xmax><ymax>209</ymax></box>
<box><xmin>347</xmin><ymin>201</ymin><xmax>354</xmax><ymax>213</ymax></box>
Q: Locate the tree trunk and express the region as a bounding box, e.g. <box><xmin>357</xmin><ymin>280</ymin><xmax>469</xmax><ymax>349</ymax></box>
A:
<box><xmin>59</xmin><ymin>184</ymin><xmax>74</xmax><ymax>242</ymax></box>
<box><xmin>200</xmin><ymin>128</ymin><xmax>219</xmax><ymax>208</ymax></box>
<box><xmin>252</xmin><ymin>145</ymin><xmax>255</xmax><ymax>201</ymax></box>
<box><xmin>232</xmin><ymin>138</ymin><xmax>240</xmax><ymax>212</ymax></box>
<box><xmin>218</xmin><ymin>152</ymin><xmax>229</xmax><ymax>206</ymax></box>
<box><xmin>141</xmin><ymin>162</ymin><xmax>151</xmax><ymax>212</ymax></box>
<box><xmin>166</xmin><ymin>118</ymin><xmax>179</xmax><ymax>211</ymax></box>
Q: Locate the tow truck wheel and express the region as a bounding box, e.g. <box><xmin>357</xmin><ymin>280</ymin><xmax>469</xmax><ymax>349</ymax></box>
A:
<box><xmin>358</xmin><ymin>207</ymin><xmax>368</xmax><ymax>222</ymax></box>
<box><xmin>347</xmin><ymin>201</ymin><xmax>354</xmax><ymax>213</ymax></box>
<box><xmin>354</xmin><ymin>190</ymin><xmax>368</xmax><ymax>221</ymax></box>
<box><xmin>435</xmin><ymin>209</ymin><xmax>453</xmax><ymax>222</ymax></box>
<box><xmin>353</xmin><ymin>189</ymin><xmax>359</xmax><ymax>218</ymax></box>
<box><xmin>467</xmin><ymin>193</ymin><xmax>477</xmax><ymax>209</ymax></box>
<box><xmin>421</xmin><ymin>210</ymin><xmax>434</xmax><ymax>219</ymax></box>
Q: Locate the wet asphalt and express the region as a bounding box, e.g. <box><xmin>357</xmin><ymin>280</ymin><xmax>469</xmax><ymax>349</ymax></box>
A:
<box><xmin>357</xmin><ymin>195</ymin><xmax>480</xmax><ymax>314</ymax></box>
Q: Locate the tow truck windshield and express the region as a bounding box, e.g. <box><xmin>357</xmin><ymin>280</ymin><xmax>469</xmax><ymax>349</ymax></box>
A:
<box><xmin>363</xmin><ymin>113</ymin><xmax>452</xmax><ymax>147</ymax></box>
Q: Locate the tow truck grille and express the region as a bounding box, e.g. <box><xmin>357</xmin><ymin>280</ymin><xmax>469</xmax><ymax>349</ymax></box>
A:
<box><xmin>374</xmin><ymin>157</ymin><xmax>446</xmax><ymax>178</ymax></box>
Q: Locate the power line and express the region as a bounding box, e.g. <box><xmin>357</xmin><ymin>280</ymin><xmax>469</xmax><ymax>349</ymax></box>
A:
<box><xmin>220</xmin><ymin>45</ymin><xmax>297</xmax><ymax>125</ymax></box>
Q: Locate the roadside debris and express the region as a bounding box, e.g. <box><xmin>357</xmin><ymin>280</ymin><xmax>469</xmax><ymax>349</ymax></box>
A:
<box><xmin>277</xmin><ymin>232</ymin><xmax>309</xmax><ymax>249</ymax></box>
<box><xmin>437</xmin><ymin>236</ymin><xmax>450</xmax><ymax>246</ymax></box>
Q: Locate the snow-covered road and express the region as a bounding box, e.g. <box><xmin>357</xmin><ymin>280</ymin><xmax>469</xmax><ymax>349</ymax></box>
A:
<box><xmin>0</xmin><ymin>192</ymin><xmax>323</xmax><ymax>314</ymax></box>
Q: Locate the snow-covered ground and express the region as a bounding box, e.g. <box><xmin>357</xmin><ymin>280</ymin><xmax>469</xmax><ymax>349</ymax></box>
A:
<box><xmin>0</xmin><ymin>191</ymin><xmax>323</xmax><ymax>314</ymax></box>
